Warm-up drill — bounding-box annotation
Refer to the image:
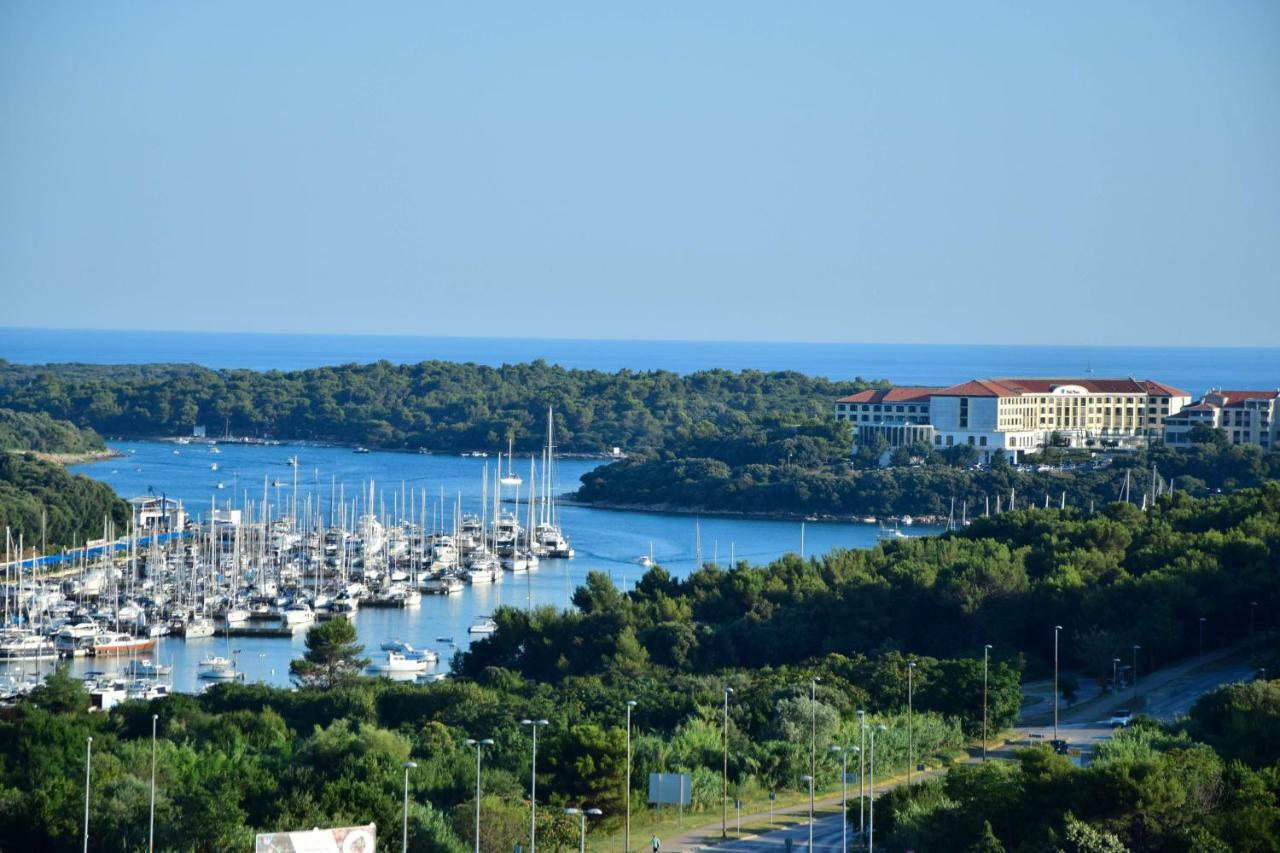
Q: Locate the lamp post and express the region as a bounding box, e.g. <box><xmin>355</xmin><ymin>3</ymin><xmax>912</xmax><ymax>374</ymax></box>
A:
<box><xmin>521</xmin><ymin>718</ymin><xmax>549</xmax><ymax>853</ymax></box>
<box><xmin>464</xmin><ymin>738</ymin><xmax>494</xmax><ymax>853</ymax></box>
<box><xmin>906</xmin><ymin>662</ymin><xmax>916</xmax><ymax>784</ymax></box>
<box><xmin>857</xmin><ymin>710</ymin><xmax>866</xmax><ymax>841</ymax></box>
<box><xmin>1251</xmin><ymin>601</ymin><xmax>1258</xmax><ymax>640</ymax></box>
<box><xmin>1132</xmin><ymin>644</ymin><xmax>1141</xmax><ymax>703</ymax></box>
<box><xmin>800</xmin><ymin>774</ymin><xmax>815</xmax><ymax>851</ymax></box>
<box><xmin>722</xmin><ymin>687</ymin><xmax>733</xmax><ymax>839</ymax></box>
<box><xmin>868</xmin><ymin>724</ymin><xmax>886</xmax><ymax>852</ymax></box>
<box><xmin>625</xmin><ymin>701</ymin><xmax>636</xmax><ymax>853</ymax></box>
<box><xmin>809</xmin><ymin>676</ymin><xmax>821</xmax><ymax>835</ymax></box>
<box><xmin>1053</xmin><ymin>625</ymin><xmax>1063</xmax><ymax>741</ymax></box>
<box><xmin>83</xmin><ymin>736</ymin><xmax>92</xmax><ymax>853</ymax></box>
<box><xmin>829</xmin><ymin>745</ymin><xmax>855</xmax><ymax>852</ymax></box>
<box><xmin>1112</xmin><ymin>657</ymin><xmax>1120</xmax><ymax>688</ymax></box>
<box><xmin>403</xmin><ymin>761</ymin><xmax>417</xmax><ymax>853</ymax></box>
<box><xmin>149</xmin><ymin>714</ymin><xmax>159</xmax><ymax>853</ymax></box>
<box><xmin>564</xmin><ymin>807</ymin><xmax>601</xmax><ymax>853</ymax></box>
<box><xmin>1198</xmin><ymin>616</ymin><xmax>1206</xmax><ymax>656</ymax></box>
<box><xmin>982</xmin><ymin>645</ymin><xmax>992</xmax><ymax>762</ymax></box>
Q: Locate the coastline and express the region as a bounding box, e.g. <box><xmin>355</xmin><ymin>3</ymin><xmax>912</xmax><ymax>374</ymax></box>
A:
<box><xmin>17</xmin><ymin>449</ymin><xmax>123</xmax><ymax>465</ymax></box>
<box><xmin>112</xmin><ymin>434</ymin><xmax>621</xmax><ymax>460</ymax></box>
<box><xmin>560</xmin><ymin>496</ymin><xmax>943</xmax><ymax>527</ymax></box>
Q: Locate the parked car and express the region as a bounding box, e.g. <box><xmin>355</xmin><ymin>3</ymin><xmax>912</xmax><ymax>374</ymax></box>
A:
<box><xmin>1109</xmin><ymin>709</ymin><xmax>1134</xmax><ymax>727</ymax></box>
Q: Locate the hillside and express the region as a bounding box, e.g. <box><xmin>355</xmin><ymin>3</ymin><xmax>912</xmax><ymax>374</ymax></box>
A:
<box><xmin>0</xmin><ymin>407</ymin><xmax>107</xmax><ymax>455</ymax></box>
<box><xmin>0</xmin><ymin>359</ymin><xmax>883</xmax><ymax>453</ymax></box>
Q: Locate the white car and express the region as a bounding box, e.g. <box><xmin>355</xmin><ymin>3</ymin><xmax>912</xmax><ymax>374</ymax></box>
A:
<box><xmin>1109</xmin><ymin>709</ymin><xmax>1134</xmax><ymax>728</ymax></box>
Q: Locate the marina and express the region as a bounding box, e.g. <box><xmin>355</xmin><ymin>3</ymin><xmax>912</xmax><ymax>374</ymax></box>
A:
<box><xmin>2</xmin><ymin>433</ymin><xmax>940</xmax><ymax>696</ymax></box>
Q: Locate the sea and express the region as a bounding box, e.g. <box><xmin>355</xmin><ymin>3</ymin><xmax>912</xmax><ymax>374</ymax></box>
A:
<box><xmin>3</xmin><ymin>439</ymin><xmax>925</xmax><ymax>692</ymax></box>
<box><xmin>1</xmin><ymin>327</ymin><xmax>1275</xmax><ymax>692</ymax></box>
<box><xmin>2</xmin><ymin>327</ymin><xmax>1278</xmax><ymax>393</ymax></box>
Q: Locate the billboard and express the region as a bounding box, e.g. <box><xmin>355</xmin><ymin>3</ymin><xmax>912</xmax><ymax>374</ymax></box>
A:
<box><xmin>255</xmin><ymin>824</ymin><xmax>376</xmax><ymax>853</ymax></box>
<box><xmin>647</xmin><ymin>772</ymin><xmax>692</xmax><ymax>806</ymax></box>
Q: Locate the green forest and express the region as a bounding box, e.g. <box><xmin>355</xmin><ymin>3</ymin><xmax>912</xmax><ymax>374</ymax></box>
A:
<box><xmin>463</xmin><ymin>484</ymin><xmax>1280</xmax><ymax>680</ymax></box>
<box><xmin>2</xmin><ymin>487</ymin><xmax>1276</xmax><ymax>851</ymax></box>
<box><xmin>0</xmin><ymin>452</ymin><xmax>131</xmax><ymax>553</ymax></box>
<box><xmin>0</xmin><ymin>408</ymin><xmax>107</xmax><ymax>455</ymax></box>
<box><xmin>0</xmin><ymin>359</ymin><xmax>879</xmax><ymax>454</ymax></box>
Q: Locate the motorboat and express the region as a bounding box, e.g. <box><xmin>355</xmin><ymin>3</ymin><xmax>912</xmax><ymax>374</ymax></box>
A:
<box><xmin>468</xmin><ymin>617</ymin><xmax>498</xmax><ymax>635</ymax></box>
<box><xmin>0</xmin><ymin>631</ymin><xmax>57</xmax><ymax>661</ymax></box>
<box><xmin>88</xmin><ymin>632</ymin><xmax>155</xmax><ymax>657</ymax></box>
<box><xmin>183</xmin><ymin>618</ymin><xmax>216</xmax><ymax>639</ymax></box>
<box><xmin>123</xmin><ymin>658</ymin><xmax>172</xmax><ymax>679</ymax></box>
<box><xmin>369</xmin><ymin>651</ymin><xmax>428</xmax><ymax>674</ymax></box>
<box><xmin>415</xmin><ymin>672</ymin><xmax>448</xmax><ymax>684</ymax></box>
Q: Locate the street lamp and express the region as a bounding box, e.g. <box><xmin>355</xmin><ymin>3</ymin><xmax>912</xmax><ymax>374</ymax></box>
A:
<box><xmin>982</xmin><ymin>645</ymin><xmax>992</xmax><ymax>762</ymax></box>
<box><xmin>563</xmin><ymin>807</ymin><xmax>602</xmax><ymax>853</ymax></box>
<box><xmin>1251</xmin><ymin>601</ymin><xmax>1259</xmax><ymax>640</ymax></box>
<box><xmin>906</xmin><ymin>662</ymin><xmax>916</xmax><ymax>784</ymax></box>
<box><xmin>809</xmin><ymin>676</ymin><xmax>821</xmax><ymax>835</ymax></box>
<box><xmin>521</xmin><ymin>718</ymin><xmax>549</xmax><ymax>853</ymax></box>
<box><xmin>1112</xmin><ymin>657</ymin><xmax>1120</xmax><ymax>688</ymax></box>
<box><xmin>1053</xmin><ymin>625</ymin><xmax>1063</xmax><ymax>741</ymax></box>
<box><xmin>1132</xmin><ymin>644</ymin><xmax>1141</xmax><ymax>703</ymax></box>
<box><xmin>1198</xmin><ymin>616</ymin><xmax>1206</xmax><ymax>656</ymax></box>
<box><xmin>149</xmin><ymin>714</ymin><xmax>159</xmax><ymax>853</ymax></box>
<box><xmin>829</xmin><ymin>745</ymin><xmax>856</xmax><ymax>852</ymax></box>
<box><xmin>868</xmin><ymin>724</ymin><xmax>886</xmax><ymax>852</ymax></box>
<box><xmin>464</xmin><ymin>738</ymin><xmax>494</xmax><ymax>853</ymax></box>
<box><xmin>83</xmin><ymin>736</ymin><xmax>92</xmax><ymax>853</ymax></box>
<box><xmin>403</xmin><ymin>761</ymin><xmax>417</xmax><ymax>853</ymax></box>
<box><xmin>856</xmin><ymin>710</ymin><xmax>866</xmax><ymax>841</ymax></box>
<box><xmin>625</xmin><ymin>701</ymin><xmax>636</xmax><ymax>853</ymax></box>
<box><xmin>800</xmin><ymin>774</ymin><xmax>816</xmax><ymax>851</ymax></box>
<box><xmin>722</xmin><ymin>687</ymin><xmax>733</xmax><ymax>839</ymax></box>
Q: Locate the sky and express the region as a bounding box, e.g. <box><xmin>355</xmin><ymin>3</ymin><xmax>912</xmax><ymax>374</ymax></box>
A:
<box><xmin>2</xmin><ymin>2</ymin><xmax>1277</xmax><ymax>346</ymax></box>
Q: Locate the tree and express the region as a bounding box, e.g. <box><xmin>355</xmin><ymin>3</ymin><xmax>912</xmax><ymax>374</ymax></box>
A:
<box><xmin>290</xmin><ymin>619</ymin><xmax>369</xmax><ymax>688</ymax></box>
<box><xmin>1057</xmin><ymin>814</ymin><xmax>1131</xmax><ymax>853</ymax></box>
<box><xmin>1060</xmin><ymin>674</ymin><xmax>1080</xmax><ymax>706</ymax></box>
<box><xmin>968</xmin><ymin>820</ymin><xmax>1006</xmax><ymax>852</ymax></box>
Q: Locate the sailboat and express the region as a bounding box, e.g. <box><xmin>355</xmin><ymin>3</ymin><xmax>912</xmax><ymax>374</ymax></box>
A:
<box><xmin>500</xmin><ymin>436</ymin><xmax>523</xmax><ymax>487</ymax></box>
<box><xmin>534</xmin><ymin>407</ymin><xmax>574</xmax><ymax>559</ymax></box>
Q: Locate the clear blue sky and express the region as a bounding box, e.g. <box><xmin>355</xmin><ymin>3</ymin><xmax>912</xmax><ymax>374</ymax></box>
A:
<box><xmin>2</xmin><ymin>2</ymin><xmax>1277</xmax><ymax>346</ymax></box>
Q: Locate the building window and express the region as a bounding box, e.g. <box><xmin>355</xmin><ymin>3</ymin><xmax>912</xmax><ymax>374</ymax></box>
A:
<box><xmin>959</xmin><ymin>398</ymin><xmax>969</xmax><ymax>429</ymax></box>
<box><xmin>980</xmin><ymin>436</ymin><xmax>988</xmax><ymax>446</ymax></box>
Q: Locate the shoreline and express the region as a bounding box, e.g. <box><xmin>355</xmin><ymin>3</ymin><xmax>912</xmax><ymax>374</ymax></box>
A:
<box><xmin>560</xmin><ymin>496</ymin><xmax>944</xmax><ymax>526</ymax></box>
<box><xmin>104</xmin><ymin>434</ymin><xmax>622</xmax><ymax>461</ymax></box>
<box><xmin>22</xmin><ymin>449</ymin><xmax>124</xmax><ymax>465</ymax></box>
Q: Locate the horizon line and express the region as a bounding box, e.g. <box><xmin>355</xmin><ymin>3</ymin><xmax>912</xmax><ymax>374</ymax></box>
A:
<box><xmin>3</xmin><ymin>325</ymin><xmax>1278</xmax><ymax>353</ymax></box>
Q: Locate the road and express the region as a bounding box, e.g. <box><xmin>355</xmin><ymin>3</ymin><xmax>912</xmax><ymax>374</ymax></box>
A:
<box><xmin>663</xmin><ymin>646</ymin><xmax>1261</xmax><ymax>851</ymax></box>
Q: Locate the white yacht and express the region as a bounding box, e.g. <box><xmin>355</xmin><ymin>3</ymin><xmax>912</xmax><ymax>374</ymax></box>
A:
<box><xmin>468</xmin><ymin>617</ymin><xmax>498</xmax><ymax>635</ymax></box>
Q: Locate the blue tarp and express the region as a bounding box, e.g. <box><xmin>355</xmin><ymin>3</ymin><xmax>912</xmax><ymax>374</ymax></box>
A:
<box><xmin>3</xmin><ymin>530</ymin><xmax>190</xmax><ymax>570</ymax></box>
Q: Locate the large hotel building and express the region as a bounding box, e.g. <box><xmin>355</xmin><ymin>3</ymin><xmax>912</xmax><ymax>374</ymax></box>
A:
<box><xmin>1163</xmin><ymin>389</ymin><xmax>1278</xmax><ymax>451</ymax></box>
<box><xmin>835</xmin><ymin>378</ymin><xmax>1191</xmax><ymax>464</ymax></box>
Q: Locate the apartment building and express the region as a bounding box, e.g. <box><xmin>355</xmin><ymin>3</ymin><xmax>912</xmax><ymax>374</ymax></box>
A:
<box><xmin>837</xmin><ymin>378</ymin><xmax>1190</xmax><ymax>464</ymax></box>
<box><xmin>1164</xmin><ymin>389</ymin><xmax>1279</xmax><ymax>450</ymax></box>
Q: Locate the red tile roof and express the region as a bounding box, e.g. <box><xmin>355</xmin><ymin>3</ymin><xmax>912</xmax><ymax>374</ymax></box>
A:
<box><xmin>837</xmin><ymin>387</ymin><xmax>938</xmax><ymax>404</ymax></box>
<box><xmin>1212</xmin><ymin>390</ymin><xmax>1280</xmax><ymax>407</ymax></box>
<box><xmin>932</xmin><ymin>379</ymin><xmax>1019</xmax><ymax>397</ymax></box>
<box><xmin>934</xmin><ymin>377</ymin><xmax>1190</xmax><ymax>397</ymax></box>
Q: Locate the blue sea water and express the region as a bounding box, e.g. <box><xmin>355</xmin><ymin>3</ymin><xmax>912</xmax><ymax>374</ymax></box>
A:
<box><xmin>0</xmin><ymin>439</ymin><xmax>923</xmax><ymax>692</ymax></box>
<box><xmin>2</xmin><ymin>327</ymin><xmax>1278</xmax><ymax>395</ymax></box>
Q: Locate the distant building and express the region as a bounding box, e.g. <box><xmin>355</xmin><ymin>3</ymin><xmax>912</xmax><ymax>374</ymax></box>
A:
<box><xmin>835</xmin><ymin>387</ymin><xmax>938</xmax><ymax>463</ymax></box>
<box><xmin>129</xmin><ymin>496</ymin><xmax>186</xmax><ymax>534</ymax></box>
<box><xmin>1163</xmin><ymin>389</ymin><xmax>1279</xmax><ymax>450</ymax></box>
<box><xmin>837</xmin><ymin>378</ymin><xmax>1190</xmax><ymax>464</ymax></box>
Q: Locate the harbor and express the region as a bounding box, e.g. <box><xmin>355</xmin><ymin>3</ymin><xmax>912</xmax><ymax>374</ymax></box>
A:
<box><xmin>2</xmin><ymin>432</ymin><xmax>938</xmax><ymax>697</ymax></box>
